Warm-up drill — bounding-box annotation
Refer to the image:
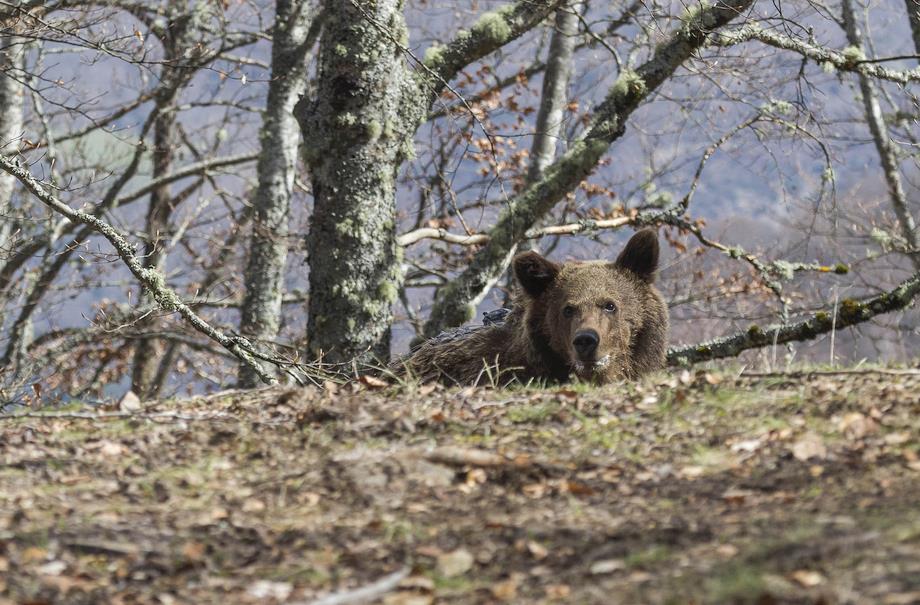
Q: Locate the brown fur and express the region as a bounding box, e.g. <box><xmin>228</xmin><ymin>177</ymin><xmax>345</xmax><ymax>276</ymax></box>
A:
<box><xmin>393</xmin><ymin>229</ymin><xmax>669</xmax><ymax>385</ymax></box>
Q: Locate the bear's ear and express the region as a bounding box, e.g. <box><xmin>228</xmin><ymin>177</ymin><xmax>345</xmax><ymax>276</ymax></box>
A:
<box><xmin>614</xmin><ymin>229</ymin><xmax>659</xmax><ymax>283</ymax></box>
<box><xmin>513</xmin><ymin>250</ymin><xmax>560</xmax><ymax>297</ymax></box>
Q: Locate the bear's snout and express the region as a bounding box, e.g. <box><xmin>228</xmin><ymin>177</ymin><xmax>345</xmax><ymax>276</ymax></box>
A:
<box><xmin>572</xmin><ymin>329</ymin><xmax>600</xmax><ymax>360</ymax></box>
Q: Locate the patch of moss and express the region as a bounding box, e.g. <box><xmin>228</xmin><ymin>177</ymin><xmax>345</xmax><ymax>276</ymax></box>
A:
<box><xmin>842</xmin><ymin>45</ymin><xmax>866</xmax><ymax>65</ymax></box>
<box><xmin>612</xmin><ymin>69</ymin><xmax>646</xmax><ymax>100</ymax></box>
<box><xmin>705</xmin><ymin>565</ymin><xmax>769</xmax><ymax>604</ymax></box>
<box><xmin>366</xmin><ymin>120</ymin><xmax>382</xmax><ymax>140</ymax></box>
<box><xmin>423</xmin><ymin>44</ymin><xmax>445</xmax><ymax>68</ymax></box>
<box><xmin>377</xmin><ymin>281</ymin><xmax>399</xmax><ymax>304</ymax></box>
<box><xmin>839</xmin><ymin>297</ymin><xmax>865</xmax><ymax>320</ymax></box>
<box><xmin>625</xmin><ymin>545</ymin><xmax>672</xmax><ymax>569</ymax></box>
<box><xmin>506</xmin><ymin>402</ymin><xmax>560</xmax><ymax>424</ymax></box>
<box><xmin>471</xmin><ymin>9</ymin><xmax>512</xmax><ymax>44</ymax></box>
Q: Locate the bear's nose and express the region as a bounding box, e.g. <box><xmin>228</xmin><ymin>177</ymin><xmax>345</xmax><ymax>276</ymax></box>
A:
<box><xmin>572</xmin><ymin>330</ymin><xmax>599</xmax><ymax>359</ymax></box>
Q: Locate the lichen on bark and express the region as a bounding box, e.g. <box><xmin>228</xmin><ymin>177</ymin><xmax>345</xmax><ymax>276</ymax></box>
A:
<box><xmin>296</xmin><ymin>0</ymin><xmax>416</xmax><ymax>364</ymax></box>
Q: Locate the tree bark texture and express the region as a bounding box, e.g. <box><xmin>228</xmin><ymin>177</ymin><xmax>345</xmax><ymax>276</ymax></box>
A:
<box><xmin>297</xmin><ymin>0</ymin><xmax>418</xmax><ymax>364</ymax></box>
<box><xmin>237</xmin><ymin>0</ymin><xmax>321</xmax><ymax>388</ymax></box>
<box><xmin>0</xmin><ymin>33</ymin><xmax>25</xmax><ymax>277</ymax></box>
<box><xmin>422</xmin><ymin>0</ymin><xmax>755</xmax><ymax>337</ymax></box>
<box><xmin>528</xmin><ymin>5</ymin><xmax>579</xmax><ymax>182</ymax></box>
<box><xmin>906</xmin><ymin>0</ymin><xmax>920</xmax><ymax>56</ymax></box>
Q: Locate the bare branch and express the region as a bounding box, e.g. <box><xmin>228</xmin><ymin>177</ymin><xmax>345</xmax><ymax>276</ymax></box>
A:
<box><xmin>667</xmin><ymin>268</ymin><xmax>920</xmax><ymax>365</ymax></box>
<box><xmin>421</xmin><ymin>0</ymin><xmax>567</xmax><ymax>105</ymax></box>
<box><xmin>712</xmin><ymin>25</ymin><xmax>920</xmax><ymax>85</ymax></box>
<box><xmin>0</xmin><ymin>155</ymin><xmax>278</xmax><ymax>386</ymax></box>
<box><xmin>422</xmin><ymin>0</ymin><xmax>756</xmax><ymax>336</ymax></box>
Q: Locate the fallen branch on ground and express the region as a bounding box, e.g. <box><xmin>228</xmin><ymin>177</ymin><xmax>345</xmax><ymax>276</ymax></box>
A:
<box><xmin>423</xmin><ymin>446</ymin><xmax>567</xmax><ymax>472</ymax></box>
<box><xmin>295</xmin><ymin>567</ymin><xmax>409</xmax><ymax>605</ymax></box>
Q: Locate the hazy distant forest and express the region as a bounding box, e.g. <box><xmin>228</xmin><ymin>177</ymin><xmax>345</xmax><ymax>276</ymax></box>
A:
<box><xmin>0</xmin><ymin>0</ymin><xmax>918</xmax><ymax>402</ymax></box>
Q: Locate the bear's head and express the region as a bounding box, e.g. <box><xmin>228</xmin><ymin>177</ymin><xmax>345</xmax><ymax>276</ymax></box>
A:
<box><xmin>512</xmin><ymin>229</ymin><xmax>662</xmax><ymax>382</ymax></box>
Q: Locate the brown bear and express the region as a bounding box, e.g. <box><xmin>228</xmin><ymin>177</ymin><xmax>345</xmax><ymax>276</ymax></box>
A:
<box><xmin>393</xmin><ymin>229</ymin><xmax>669</xmax><ymax>386</ymax></box>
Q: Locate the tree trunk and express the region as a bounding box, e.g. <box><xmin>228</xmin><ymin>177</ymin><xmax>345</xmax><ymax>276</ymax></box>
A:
<box><xmin>0</xmin><ymin>33</ymin><xmax>28</xmax><ymax>374</ymax></box>
<box><xmin>906</xmin><ymin>0</ymin><xmax>920</xmax><ymax>56</ymax></box>
<box><xmin>0</xmin><ymin>33</ymin><xmax>25</xmax><ymax>278</ymax></box>
<box><xmin>499</xmin><ymin>4</ymin><xmax>580</xmax><ymax>306</ymax></box>
<box><xmin>131</xmin><ymin>106</ymin><xmax>177</xmax><ymax>398</ymax></box>
<box><xmin>528</xmin><ymin>5</ymin><xmax>579</xmax><ymax>182</ymax></box>
<box><xmin>131</xmin><ymin>3</ymin><xmax>212</xmax><ymax>398</ymax></box>
<box><xmin>842</xmin><ymin>0</ymin><xmax>920</xmax><ymax>269</ymax></box>
<box><xmin>237</xmin><ymin>0</ymin><xmax>321</xmax><ymax>388</ymax></box>
<box><xmin>296</xmin><ymin>0</ymin><xmax>416</xmax><ymax>365</ymax></box>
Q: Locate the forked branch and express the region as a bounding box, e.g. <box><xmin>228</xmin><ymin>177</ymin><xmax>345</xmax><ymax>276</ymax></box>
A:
<box><xmin>0</xmin><ymin>156</ymin><xmax>278</xmax><ymax>386</ymax></box>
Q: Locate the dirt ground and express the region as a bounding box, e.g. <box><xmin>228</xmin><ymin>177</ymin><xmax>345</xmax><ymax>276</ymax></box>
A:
<box><xmin>1</xmin><ymin>367</ymin><xmax>919</xmax><ymax>604</ymax></box>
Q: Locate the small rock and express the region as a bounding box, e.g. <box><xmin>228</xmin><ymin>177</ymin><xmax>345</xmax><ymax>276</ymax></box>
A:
<box><xmin>118</xmin><ymin>391</ymin><xmax>142</xmax><ymax>412</ymax></box>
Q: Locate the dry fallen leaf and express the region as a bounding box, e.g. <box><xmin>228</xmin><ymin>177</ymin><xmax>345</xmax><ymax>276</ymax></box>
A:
<box><xmin>37</xmin><ymin>560</ymin><xmax>66</xmax><ymax>576</ymax></box>
<box><xmin>181</xmin><ymin>541</ymin><xmax>206</xmax><ymax>563</ymax></box>
<box><xmin>730</xmin><ymin>438</ymin><xmax>763</xmax><ymax>453</ymax></box>
<box><xmin>838</xmin><ymin>412</ymin><xmax>877</xmax><ymax>440</ymax></box>
<box><xmin>526</xmin><ymin>541</ymin><xmax>548</xmax><ymax>560</ymax></box>
<box><xmin>679</xmin><ymin>465</ymin><xmax>705</xmax><ymax>479</ymax></box>
<box><xmin>398</xmin><ymin>575</ymin><xmax>435</xmax><ymax>592</ymax></box>
<box><xmin>242</xmin><ymin>498</ymin><xmax>266</xmax><ymax>513</ymax></box>
<box><xmin>437</xmin><ymin>549</ymin><xmax>474</xmax><ymax>578</ymax></box>
<box><xmin>359</xmin><ymin>375</ymin><xmax>389</xmax><ymax>389</ymax></box>
<box><xmin>98</xmin><ymin>441</ymin><xmax>125</xmax><ymax>457</ymax></box>
<box><xmin>490</xmin><ymin>575</ymin><xmax>520</xmax><ymax>601</ymax></box>
<box><xmin>790</xmin><ymin>569</ymin><xmax>824</xmax><ymax>587</ymax></box>
<box><xmin>562</xmin><ymin>480</ymin><xmax>594</xmax><ymax>496</ymax></box>
<box><xmin>721</xmin><ymin>488</ymin><xmax>753</xmax><ymax>505</ymax></box>
<box><xmin>383</xmin><ymin>593</ymin><xmax>433</xmax><ymax>605</ymax></box>
<box><xmin>791</xmin><ymin>433</ymin><xmax>827</xmax><ymax>461</ymax></box>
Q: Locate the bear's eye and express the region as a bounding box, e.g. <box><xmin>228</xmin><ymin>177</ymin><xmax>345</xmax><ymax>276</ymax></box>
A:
<box><xmin>603</xmin><ymin>301</ymin><xmax>617</xmax><ymax>313</ymax></box>
<box><xmin>562</xmin><ymin>305</ymin><xmax>576</xmax><ymax>318</ymax></box>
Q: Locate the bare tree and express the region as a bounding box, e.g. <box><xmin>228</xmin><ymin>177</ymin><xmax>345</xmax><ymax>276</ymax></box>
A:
<box><xmin>841</xmin><ymin>0</ymin><xmax>919</xmax><ymax>270</ymax></box>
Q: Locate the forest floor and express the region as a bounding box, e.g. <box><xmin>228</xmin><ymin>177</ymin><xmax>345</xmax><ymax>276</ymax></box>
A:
<box><xmin>1</xmin><ymin>367</ymin><xmax>919</xmax><ymax>604</ymax></box>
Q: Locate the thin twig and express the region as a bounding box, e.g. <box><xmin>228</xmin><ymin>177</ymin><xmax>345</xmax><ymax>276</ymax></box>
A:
<box><xmin>0</xmin><ymin>155</ymin><xmax>278</xmax><ymax>386</ymax></box>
